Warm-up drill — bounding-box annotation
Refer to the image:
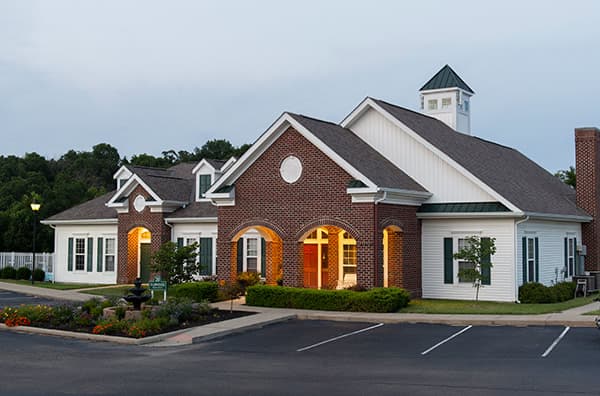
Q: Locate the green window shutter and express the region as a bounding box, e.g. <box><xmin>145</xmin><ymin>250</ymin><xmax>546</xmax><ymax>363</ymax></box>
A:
<box><xmin>564</xmin><ymin>237</ymin><xmax>568</xmax><ymax>279</ymax></box>
<box><xmin>260</xmin><ymin>238</ymin><xmax>266</xmax><ymax>277</ymax></box>
<box><xmin>574</xmin><ymin>237</ymin><xmax>579</xmax><ymax>276</ymax></box>
<box><xmin>97</xmin><ymin>238</ymin><xmax>103</xmax><ymax>272</ymax></box>
<box><xmin>443</xmin><ymin>238</ymin><xmax>453</xmax><ymax>284</ymax></box>
<box><xmin>481</xmin><ymin>237</ymin><xmax>491</xmax><ymax>285</ymax></box>
<box><xmin>199</xmin><ymin>237</ymin><xmax>212</xmax><ymax>276</ymax></box>
<box><xmin>177</xmin><ymin>238</ymin><xmax>184</xmax><ymax>249</ymax></box>
<box><xmin>87</xmin><ymin>237</ymin><xmax>93</xmax><ymax>272</ymax></box>
<box><xmin>534</xmin><ymin>237</ymin><xmax>539</xmax><ymax>282</ymax></box>
<box><xmin>522</xmin><ymin>237</ymin><xmax>527</xmax><ymax>284</ymax></box>
<box><xmin>237</xmin><ymin>238</ymin><xmax>244</xmax><ymax>273</ymax></box>
<box><xmin>67</xmin><ymin>238</ymin><xmax>74</xmax><ymax>271</ymax></box>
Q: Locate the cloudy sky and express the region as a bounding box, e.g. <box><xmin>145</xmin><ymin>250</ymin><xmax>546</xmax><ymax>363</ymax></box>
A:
<box><xmin>1</xmin><ymin>1</ymin><xmax>599</xmax><ymax>172</ymax></box>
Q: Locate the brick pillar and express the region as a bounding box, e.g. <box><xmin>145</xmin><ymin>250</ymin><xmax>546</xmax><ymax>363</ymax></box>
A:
<box><xmin>388</xmin><ymin>231</ymin><xmax>404</xmax><ymax>288</ymax></box>
<box><xmin>265</xmin><ymin>239</ymin><xmax>283</xmax><ymax>285</ymax></box>
<box><xmin>326</xmin><ymin>228</ymin><xmax>339</xmax><ymax>289</ymax></box>
<box><xmin>282</xmin><ymin>241</ymin><xmax>301</xmax><ymax>287</ymax></box>
<box><xmin>217</xmin><ymin>238</ymin><xmax>233</xmax><ymax>283</ymax></box>
<box><xmin>357</xmin><ymin>240</ymin><xmax>375</xmax><ymax>289</ymax></box>
<box><xmin>575</xmin><ymin>127</ymin><xmax>600</xmax><ymax>271</ymax></box>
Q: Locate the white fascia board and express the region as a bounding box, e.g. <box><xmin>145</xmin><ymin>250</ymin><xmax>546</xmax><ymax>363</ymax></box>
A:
<box><xmin>112</xmin><ymin>165</ymin><xmax>133</xmax><ymax>180</ymax></box>
<box><xmin>192</xmin><ymin>159</ymin><xmax>214</xmax><ymax>175</ymax></box>
<box><xmin>106</xmin><ymin>201</ymin><xmax>127</xmax><ymax>209</ymax></box>
<box><xmin>221</xmin><ymin>157</ymin><xmax>237</xmax><ymax>172</ymax></box>
<box><xmin>418</xmin><ymin>87</ymin><xmax>471</xmax><ymax>96</ymax></box>
<box><xmin>107</xmin><ymin>174</ymin><xmax>162</xmax><ymax>205</ymax></box>
<box><xmin>347</xmin><ymin>187</ymin><xmax>431</xmax><ymax>206</ymax></box>
<box><xmin>380</xmin><ymin>187</ymin><xmax>432</xmax><ymax>199</ymax></box>
<box><xmin>341</xmin><ymin>98</ymin><xmax>521</xmax><ymax>214</ymax></box>
<box><xmin>165</xmin><ymin>217</ymin><xmax>218</xmax><ymax>224</ymax></box>
<box><xmin>206</xmin><ymin>187</ymin><xmax>235</xmax><ymax>206</ymax></box>
<box><xmin>207</xmin><ymin>113</ymin><xmax>378</xmax><ymax>194</ymax></box>
<box><xmin>417</xmin><ymin>212</ymin><xmax>522</xmax><ymax>219</ymax></box>
<box><xmin>41</xmin><ymin>219</ymin><xmax>118</xmax><ymax>225</ymax></box>
<box><xmin>523</xmin><ymin>212</ymin><xmax>593</xmax><ymax>223</ymax></box>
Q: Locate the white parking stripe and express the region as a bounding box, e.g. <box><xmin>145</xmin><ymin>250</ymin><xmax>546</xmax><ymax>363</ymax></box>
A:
<box><xmin>296</xmin><ymin>323</ymin><xmax>384</xmax><ymax>352</ymax></box>
<box><xmin>541</xmin><ymin>326</ymin><xmax>570</xmax><ymax>358</ymax></box>
<box><xmin>421</xmin><ymin>325</ymin><xmax>473</xmax><ymax>355</ymax></box>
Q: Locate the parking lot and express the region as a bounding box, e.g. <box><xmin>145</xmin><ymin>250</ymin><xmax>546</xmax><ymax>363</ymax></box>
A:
<box><xmin>0</xmin><ymin>289</ymin><xmax>63</xmax><ymax>307</ymax></box>
<box><xmin>1</xmin><ymin>319</ymin><xmax>600</xmax><ymax>395</ymax></box>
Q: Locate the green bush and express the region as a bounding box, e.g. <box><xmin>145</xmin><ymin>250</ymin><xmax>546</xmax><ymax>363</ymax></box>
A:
<box><xmin>1</xmin><ymin>266</ymin><xmax>16</xmax><ymax>279</ymax></box>
<box><xmin>237</xmin><ymin>271</ymin><xmax>261</xmax><ymax>289</ymax></box>
<box><xmin>16</xmin><ymin>267</ymin><xmax>31</xmax><ymax>280</ymax></box>
<box><xmin>246</xmin><ymin>285</ymin><xmax>410</xmax><ymax>313</ymax></box>
<box><xmin>32</xmin><ymin>268</ymin><xmax>45</xmax><ymax>282</ymax></box>
<box><xmin>170</xmin><ymin>281</ymin><xmax>218</xmax><ymax>302</ymax></box>
<box><xmin>519</xmin><ymin>282</ymin><xmax>576</xmax><ymax>303</ymax></box>
<box><xmin>154</xmin><ymin>298</ymin><xmax>195</xmax><ymax>322</ymax></box>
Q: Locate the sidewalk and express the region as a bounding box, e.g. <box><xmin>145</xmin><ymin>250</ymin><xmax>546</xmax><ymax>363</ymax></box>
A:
<box><xmin>1</xmin><ymin>281</ymin><xmax>598</xmax><ymax>347</ymax></box>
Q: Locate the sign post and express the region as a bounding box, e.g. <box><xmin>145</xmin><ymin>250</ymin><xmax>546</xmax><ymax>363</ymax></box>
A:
<box><xmin>148</xmin><ymin>275</ymin><xmax>167</xmax><ymax>301</ymax></box>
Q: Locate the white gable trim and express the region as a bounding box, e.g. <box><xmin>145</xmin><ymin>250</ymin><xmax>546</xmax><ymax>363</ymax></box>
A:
<box><xmin>191</xmin><ymin>159</ymin><xmax>216</xmax><ymax>175</ymax></box>
<box><xmin>41</xmin><ymin>219</ymin><xmax>118</xmax><ymax>225</ymax></box>
<box><xmin>207</xmin><ymin>113</ymin><xmax>379</xmax><ymax>196</ymax></box>
<box><xmin>106</xmin><ymin>174</ymin><xmax>163</xmax><ymax>206</ymax></box>
<box><xmin>341</xmin><ymin>98</ymin><xmax>521</xmax><ymax>213</ymax></box>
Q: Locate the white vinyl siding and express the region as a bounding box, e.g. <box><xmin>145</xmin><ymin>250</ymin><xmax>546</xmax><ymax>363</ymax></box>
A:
<box><xmin>172</xmin><ymin>221</ymin><xmax>218</xmax><ymax>277</ymax></box>
<box><xmin>516</xmin><ymin>220</ymin><xmax>582</xmax><ymax>286</ymax></box>
<box><xmin>422</xmin><ymin>218</ymin><xmax>515</xmax><ymax>302</ymax></box>
<box><xmin>348</xmin><ymin>107</ymin><xmax>495</xmax><ymax>203</ymax></box>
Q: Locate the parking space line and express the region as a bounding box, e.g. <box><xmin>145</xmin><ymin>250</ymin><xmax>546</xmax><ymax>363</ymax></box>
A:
<box><xmin>421</xmin><ymin>325</ymin><xmax>472</xmax><ymax>355</ymax></box>
<box><xmin>296</xmin><ymin>323</ymin><xmax>384</xmax><ymax>352</ymax></box>
<box><xmin>541</xmin><ymin>326</ymin><xmax>570</xmax><ymax>358</ymax></box>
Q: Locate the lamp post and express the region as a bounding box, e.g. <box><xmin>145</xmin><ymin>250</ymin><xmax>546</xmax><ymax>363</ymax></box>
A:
<box><xmin>30</xmin><ymin>202</ymin><xmax>41</xmax><ymax>285</ymax></box>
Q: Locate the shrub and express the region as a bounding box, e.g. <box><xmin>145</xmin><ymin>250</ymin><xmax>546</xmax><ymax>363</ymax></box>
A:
<box><xmin>1</xmin><ymin>266</ymin><xmax>16</xmax><ymax>279</ymax></box>
<box><xmin>32</xmin><ymin>268</ymin><xmax>45</xmax><ymax>282</ymax></box>
<box><xmin>50</xmin><ymin>304</ymin><xmax>75</xmax><ymax>327</ymax></box>
<box><xmin>170</xmin><ymin>281</ymin><xmax>218</xmax><ymax>302</ymax></box>
<box><xmin>16</xmin><ymin>267</ymin><xmax>32</xmax><ymax>280</ymax></box>
<box><xmin>246</xmin><ymin>285</ymin><xmax>410</xmax><ymax>313</ymax></box>
<box><xmin>237</xmin><ymin>271</ymin><xmax>261</xmax><ymax>290</ymax></box>
<box><xmin>519</xmin><ymin>282</ymin><xmax>576</xmax><ymax>304</ymax></box>
<box><xmin>126</xmin><ymin>317</ymin><xmax>170</xmax><ymax>338</ymax></box>
<box><xmin>17</xmin><ymin>304</ymin><xmax>53</xmax><ymax>325</ymax></box>
<box><xmin>154</xmin><ymin>298</ymin><xmax>195</xmax><ymax>323</ymax></box>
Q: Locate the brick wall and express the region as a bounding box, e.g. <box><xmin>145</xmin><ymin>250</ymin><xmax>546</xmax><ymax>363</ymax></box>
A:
<box><xmin>117</xmin><ymin>184</ymin><xmax>172</xmax><ymax>283</ymax></box>
<box><xmin>575</xmin><ymin>127</ymin><xmax>600</xmax><ymax>271</ymax></box>
<box><xmin>216</xmin><ymin>126</ymin><xmax>421</xmax><ymax>291</ymax></box>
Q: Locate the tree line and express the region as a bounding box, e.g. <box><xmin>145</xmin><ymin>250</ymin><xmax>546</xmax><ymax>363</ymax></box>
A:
<box><xmin>0</xmin><ymin>139</ymin><xmax>250</xmax><ymax>253</ymax></box>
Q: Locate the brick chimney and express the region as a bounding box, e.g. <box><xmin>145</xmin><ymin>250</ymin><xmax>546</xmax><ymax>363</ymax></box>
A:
<box><xmin>575</xmin><ymin>127</ymin><xmax>600</xmax><ymax>271</ymax></box>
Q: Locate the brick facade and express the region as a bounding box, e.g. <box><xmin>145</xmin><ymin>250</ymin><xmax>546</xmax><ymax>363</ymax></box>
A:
<box><xmin>575</xmin><ymin>127</ymin><xmax>600</xmax><ymax>271</ymax></box>
<box><xmin>117</xmin><ymin>185</ymin><xmax>172</xmax><ymax>283</ymax></box>
<box><xmin>216</xmin><ymin>127</ymin><xmax>422</xmax><ymax>293</ymax></box>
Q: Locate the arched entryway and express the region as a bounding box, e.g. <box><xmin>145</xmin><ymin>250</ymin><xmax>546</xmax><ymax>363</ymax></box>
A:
<box><xmin>383</xmin><ymin>225</ymin><xmax>403</xmax><ymax>288</ymax></box>
<box><xmin>300</xmin><ymin>226</ymin><xmax>357</xmax><ymax>289</ymax></box>
<box><xmin>127</xmin><ymin>226</ymin><xmax>152</xmax><ymax>282</ymax></box>
<box><xmin>230</xmin><ymin>226</ymin><xmax>283</xmax><ymax>285</ymax></box>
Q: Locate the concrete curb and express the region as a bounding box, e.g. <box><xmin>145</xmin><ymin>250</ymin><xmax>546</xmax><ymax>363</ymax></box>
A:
<box><xmin>190</xmin><ymin>313</ymin><xmax>296</xmax><ymax>343</ymax></box>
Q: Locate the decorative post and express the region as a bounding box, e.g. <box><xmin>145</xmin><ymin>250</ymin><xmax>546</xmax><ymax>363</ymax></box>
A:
<box><xmin>30</xmin><ymin>201</ymin><xmax>41</xmax><ymax>284</ymax></box>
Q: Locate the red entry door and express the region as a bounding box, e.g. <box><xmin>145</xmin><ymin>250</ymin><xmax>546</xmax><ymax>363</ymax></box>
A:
<box><xmin>303</xmin><ymin>245</ymin><xmax>318</xmax><ymax>288</ymax></box>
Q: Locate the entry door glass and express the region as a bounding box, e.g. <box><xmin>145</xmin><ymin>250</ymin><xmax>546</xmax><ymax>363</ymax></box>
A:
<box><xmin>140</xmin><ymin>243</ymin><xmax>152</xmax><ymax>282</ymax></box>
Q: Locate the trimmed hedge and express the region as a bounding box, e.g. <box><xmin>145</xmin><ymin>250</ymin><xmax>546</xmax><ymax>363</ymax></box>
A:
<box><xmin>33</xmin><ymin>268</ymin><xmax>45</xmax><ymax>282</ymax></box>
<box><xmin>519</xmin><ymin>281</ymin><xmax>576</xmax><ymax>304</ymax></box>
<box><xmin>170</xmin><ymin>281</ymin><xmax>219</xmax><ymax>302</ymax></box>
<box><xmin>1</xmin><ymin>266</ymin><xmax>17</xmax><ymax>279</ymax></box>
<box><xmin>16</xmin><ymin>267</ymin><xmax>32</xmax><ymax>280</ymax></box>
<box><xmin>246</xmin><ymin>285</ymin><xmax>410</xmax><ymax>312</ymax></box>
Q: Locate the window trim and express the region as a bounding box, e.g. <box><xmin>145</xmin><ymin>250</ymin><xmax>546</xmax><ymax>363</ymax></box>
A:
<box><xmin>74</xmin><ymin>237</ymin><xmax>86</xmax><ymax>272</ymax></box>
<box><xmin>197</xmin><ymin>174</ymin><xmax>212</xmax><ymax>200</ymax></box>
<box><xmin>428</xmin><ymin>99</ymin><xmax>438</xmax><ymax>110</ymax></box>
<box><xmin>104</xmin><ymin>237</ymin><xmax>116</xmax><ymax>272</ymax></box>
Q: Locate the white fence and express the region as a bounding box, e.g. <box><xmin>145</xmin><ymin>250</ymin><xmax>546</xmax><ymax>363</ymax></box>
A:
<box><xmin>0</xmin><ymin>252</ymin><xmax>54</xmax><ymax>278</ymax></box>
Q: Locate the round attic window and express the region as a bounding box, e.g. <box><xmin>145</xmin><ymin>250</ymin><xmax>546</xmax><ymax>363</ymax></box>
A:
<box><xmin>133</xmin><ymin>195</ymin><xmax>146</xmax><ymax>212</ymax></box>
<box><xmin>280</xmin><ymin>156</ymin><xmax>302</xmax><ymax>184</ymax></box>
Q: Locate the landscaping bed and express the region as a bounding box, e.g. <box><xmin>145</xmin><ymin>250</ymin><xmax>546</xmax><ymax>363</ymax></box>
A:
<box><xmin>0</xmin><ymin>297</ymin><xmax>253</xmax><ymax>338</ymax></box>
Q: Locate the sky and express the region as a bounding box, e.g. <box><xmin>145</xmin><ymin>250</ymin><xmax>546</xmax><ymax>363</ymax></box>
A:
<box><xmin>1</xmin><ymin>1</ymin><xmax>599</xmax><ymax>173</ymax></box>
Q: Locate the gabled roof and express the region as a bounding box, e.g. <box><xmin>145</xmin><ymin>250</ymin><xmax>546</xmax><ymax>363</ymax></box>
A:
<box><xmin>288</xmin><ymin>113</ymin><xmax>427</xmax><ymax>192</ymax></box>
<box><xmin>371</xmin><ymin>98</ymin><xmax>589</xmax><ymax>219</ymax></box>
<box><xmin>119</xmin><ymin>163</ymin><xmax>196</xmax><ymax>203</ymax></box>
<box><xmin>420</xmin><ymin>65</ymin><xmax>474</xmax><ymax>94</ymax></box>
<box><xmin>205</xmin><ymin>159</ymin><xmax>228</xmax><ymax>170</ymax></box>
<box><xmin>167</xmin><ymin>201</ymin><xmax>217</xmax><ymax>219</ymax></box>
<box><xmin>43</xmin><ymin>191</ymin><xmax>117</xmax><ymax>222</ymax></box>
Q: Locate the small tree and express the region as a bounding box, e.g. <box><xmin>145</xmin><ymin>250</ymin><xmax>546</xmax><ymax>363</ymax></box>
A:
<box><xmin>150</xmin><ymin>241</ymin><xmax>199</xmax><ymax>285</ymax></box>
<box><xmin>454</xmin><ymin>236</ymin><xmax>496</xmax><ymax>301</ymax></box>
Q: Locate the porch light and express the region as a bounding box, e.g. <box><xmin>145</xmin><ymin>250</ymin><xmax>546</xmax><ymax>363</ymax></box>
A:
<box><xmin>30</xmin><ymin>202</ymin><xmax>41</xmax><ymax>284</ymax></box>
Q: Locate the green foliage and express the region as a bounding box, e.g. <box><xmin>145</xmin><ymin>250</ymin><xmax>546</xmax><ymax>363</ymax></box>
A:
<box><xmin>16</xmin><ymin>304</ymin><xmax>53</xmax><ymax>325</ymax></box>
<box><xmin>555</xmin><ymin>166</ymin><xmax>576</xmax><ymax>189</ymax></box>
<box><xmin>0</xmin><ymin>266</ymin><xmax>17</xmax><ymax>279</ymax></box>
<box><xmin>170</xmin><ymin>281</ymin><xmax>219</xmax><ymax>302</ymax></box>
<box><xmin>246</xmin><ymin>286</ymin><xmax>410</xmax><ymax>313</ymax></box>
<box><xmin>237</xmin><ymin>271</ymin><xmax>261</xmax><ymax>290</ymax></box>
<box><xmin>454</xmin><ymin>236</ymin><xmax>496</xmax><ymax>301</ymax></box>
<box><xmin>150</xmin><ymin>241</ymin><xmax>199</xmax><ymax>285</ymax></box>
<box><xmin>32</xmin><ymin>268</ymin><xmax>45</xmax><ymax>282</ymax></box>
<box><xmin>154</xmin><ymin>298</ymin><xmax>195</xmax><ymax>323</ymax></box>
<box><xmin>15</xmin><ymin>267</ymin><xmax>31</xmax><ymax>280</ymax></box>
<box><xmin>519</xmin><ymin>282</ymin><xmax>576</xmax><ymax>304</ymax></box>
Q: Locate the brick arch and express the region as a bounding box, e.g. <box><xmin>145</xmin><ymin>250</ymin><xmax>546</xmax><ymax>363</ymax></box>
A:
<box><xmin>295</xmin><ymin>217</ymin><xmax>360</xmax><ymax>241</ymax></box>
<box><xmin>380</xmin><ymin>217</ymin><xmax>406</xmax><ymax>232</ymax></box>
<box><xmin>227</xmin><ymin>218</ymin><xmax>286</xmax><ymax>242</ymax></box>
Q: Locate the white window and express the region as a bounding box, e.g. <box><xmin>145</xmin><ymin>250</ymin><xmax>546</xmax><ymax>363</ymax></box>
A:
<box><xmin>341</xmin><ymin>232</ymin><xmax>357</xmax><ymax>277</ymax></box>
<box><xmin>246</xmin><ymin>238</ymin><xmax>258</xmax><ymax>273</ymax></box>
<box><xmin>420</xmin><ymin>95</ymin><xmax>424</xmax><ymax>110</ymax></box>
<box><xmin>567</xmin><ymin>237</ymin><xmax>575</xmax><ymax>277</ymax></box>
<box><xmin>198</xmin><ymin>174</ymin><xmax>211</xmax><ymax>198</ymax></box>
<box><xmin>105</xmin><ymin>238</ymin><xmax>115</xmax><ymax>272</ymax></box>
<box><xmin>464</xmin><ymin>99</ymin><xmax>469</xmax><ymax>112</ymax></box>
<box><xmin>442</xmin><ymin>97</ymin><xmax>452</xmax><ymax>109</ymax></box>
<box><xmin>525</xmin><ymin>237</ymin><xmax>537</xmax><ymax>283</ymax></box>
<box><xmin>457</xmin><ymin>238</ymin><xmax>474</xmax><ymax>283</ymax></box>
<box><xmin>428</xmin><ymin>99</ymin><xmax>438</xmax><ymax>110</ymax></box>
<box><xmin>75</xmin><ymin>238</ymin><xmax>86</xmax><ymax>271</ymax></box>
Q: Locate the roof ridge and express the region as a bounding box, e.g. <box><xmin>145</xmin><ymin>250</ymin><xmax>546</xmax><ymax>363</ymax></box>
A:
<box><xmin>287</xmin><ymin>112</ymin><xmax>343</xmax><ymax>128</ymax></box>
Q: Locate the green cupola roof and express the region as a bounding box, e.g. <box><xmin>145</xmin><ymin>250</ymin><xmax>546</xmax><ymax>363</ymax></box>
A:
<box><xmin>420</xmin><ymin>65</ymin><xmax>474</xmax><ymax>94</ymax></box>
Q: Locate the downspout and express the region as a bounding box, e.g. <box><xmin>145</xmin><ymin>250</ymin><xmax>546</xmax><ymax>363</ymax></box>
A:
<box><xmin>514</xmin><ymin>215</ymin><xmax>530</xmax><ymax>302</ymax></box>
<box><xmin>164</xmin><ymin>219</ymin><xmax>174</xmax><ymax>242</ymax></box>
<box><xmin>374</xmin><ymin>191</ymin><xmax>387</xmax><ymax>288</ymax></box>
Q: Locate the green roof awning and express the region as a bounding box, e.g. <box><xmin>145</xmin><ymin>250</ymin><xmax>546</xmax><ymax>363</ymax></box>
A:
<box><xmin>418</xmin><ymin>202</ymin><xmax>510</xmax><ymax>213</ymax></box>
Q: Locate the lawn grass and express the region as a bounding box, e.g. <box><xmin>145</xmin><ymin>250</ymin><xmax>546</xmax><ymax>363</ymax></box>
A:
<box><xmin>399</xmin><ymin>294</ymin><xmax>598</xmax><ymax>315</ymax></box>
<box><xmin>0</xmin><ymin>279</ymin><xmax>105</xmax><ymax>290</ymax></box>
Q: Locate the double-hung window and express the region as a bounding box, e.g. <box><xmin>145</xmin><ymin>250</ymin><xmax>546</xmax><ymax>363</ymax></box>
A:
<box><xmin>522</xmin><ymin>237</ymin><xmax>539</xmax><ymax>283</ymax></box>
<box><xmin>246</xmin><ymin>238</ymin><xmax>258</xmax><ymax>273</ymax></box>
<box><xmin>75</xmin><ymin>238</ymin><xmax>86</xmax><ymax>271</ymax></box>
<box><xmin>428</xmin><ymin>99</ymin><xmax>438</xmax><ymax>110</ymax></box>
<box><xmin>442</xmin><ymin>97</ymin><xmax>452</xmax><ymax>109</ymax></box>
<box><xmin>566</xmin><ymin>237</ymin><xmax>576</xmax><ymax>277</ymax></box>
<box><xmin>105</xmin><ymin>238</ymin><xmax>116</xmax><ymax>272</ymax></box>
<box><xmin>457</xmin><ymin>238</ymin><xmax>475</xmax><ymax>283</ymax></box>
<box><xmin>198</xmin><ymin>174</ymin><xmax>211</xmax><ymax>198</ymax></box>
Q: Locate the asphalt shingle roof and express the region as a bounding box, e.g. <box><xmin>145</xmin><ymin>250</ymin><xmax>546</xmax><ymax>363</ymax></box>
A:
<box><xmin>45</xmin><ymin>191</ymin><xmax>117</xmax><ymax>221</ymax></box>
<box><xmin>372</xmin><ymin>98</ymin><xmax>588</xmax><ymax>218</ymax></box>
<box><xmin>289</xmin><ymin>113</ymin><xmax>428</xmax><ymax>193</ymax></box>
<box><xmin>420</xmin><ymin>65</ymin><xmax>475</xmax><ymax>94</ymax></box>
<box><xmin>167</xmin><ymin>201</ymin><xmax>218</xmax><ymax>219</ymax></box>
